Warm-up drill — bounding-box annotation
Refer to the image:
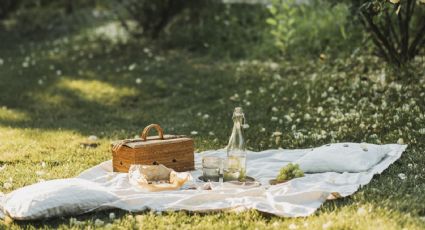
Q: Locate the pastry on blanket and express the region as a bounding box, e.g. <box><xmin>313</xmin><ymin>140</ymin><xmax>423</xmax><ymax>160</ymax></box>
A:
<box><xmin>130</xmin><ymin>164</ymin><xmax>172</xmax><ymax>183</ymax></box>
<box><xmin>128</xmin><ymin>164</ymin><xmax>191</xmax><ymax>192</ymax></box>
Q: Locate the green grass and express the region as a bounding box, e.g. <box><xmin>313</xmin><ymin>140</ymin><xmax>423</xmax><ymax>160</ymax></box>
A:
<box><xmin>0</xmin><ymin>23</ymin><xmax>425</xmax><ymax>229</ymax></box>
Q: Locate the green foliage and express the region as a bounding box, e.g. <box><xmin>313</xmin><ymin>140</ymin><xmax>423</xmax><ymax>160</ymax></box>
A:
<box><xmin>162</xmin><ymin>3</ymin><xmax>274</xmax><ymax>58</ymax></box>
<box><xmin>267</xmin><ymin>0</ymin><xmax>297</xmax><ymax>51</ymax></box>
<box><xmin>1</xmin><ymin>0</ymin><xmax>103</xmax><ymax>36</ymax></box>
<box><xmin>276</xmin><ymin>163</ymin><xmax>304</xmax><ymax>182</ymax></box>
<box><xmin>267</xmin><ymin>0</ymin><xmax>364</xmax><ymax>57</ymax></box>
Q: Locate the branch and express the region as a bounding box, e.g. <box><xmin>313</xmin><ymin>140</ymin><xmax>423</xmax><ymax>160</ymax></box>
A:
<box><xmin>359</xmin><ymin>14</ymin><xmax>391</xmax><ymax>62</ymax></box>
<box><xmin>361</xmin><ymin>11</ymin><xmax>401</xmax><ymax>65</ymax></box>
<box><xmin>408</xmin><ymin>19</ymin><xmax>425</xmax><ymax>57</ymax></box>
<box><xmin>385</xmin><ymin>11</ymin><xmax>401</xmax><ymax>50</ymax></box>
<box><xmin>401</xmin><ymin>0</ymin><xmax>413</xmax><ymax>59</ymax></box>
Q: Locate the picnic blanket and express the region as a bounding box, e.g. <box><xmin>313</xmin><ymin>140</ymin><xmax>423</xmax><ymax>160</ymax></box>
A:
<box><xmin>0</xmin><ymin>143</ymin><xmax>407</xmax><ymax>219</ymax></box>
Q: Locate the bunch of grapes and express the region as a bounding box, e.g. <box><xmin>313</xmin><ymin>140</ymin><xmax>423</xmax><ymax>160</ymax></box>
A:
<box><xmin>276</xmin><ymin>163</ymin><xmax>304</xmax><ymax>182</ymax></box>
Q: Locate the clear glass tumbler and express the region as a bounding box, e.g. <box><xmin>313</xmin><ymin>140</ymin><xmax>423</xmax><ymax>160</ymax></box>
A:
<box><xmin>223</xmin><ymin>156</ymin><xmax>246</xmax><ymax>182</ymax></box>
<box><xmin>202</xmin><ymin>156</ymin><xmax>221</xmax><ymax>182</ymax></box>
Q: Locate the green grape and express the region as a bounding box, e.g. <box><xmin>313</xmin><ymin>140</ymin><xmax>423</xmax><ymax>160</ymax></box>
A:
<box><xmin>276</xmin><ymin>163</ymin><xmax>304</xmax><ymax>182</ymax></box>
<box><xmin>294</xmin><ymin>169</ymin><xmax>304</xmax><ymax>178</ymax></box>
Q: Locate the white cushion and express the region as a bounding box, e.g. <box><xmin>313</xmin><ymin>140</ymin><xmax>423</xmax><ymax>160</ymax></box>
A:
<box><xmin>2</xmin><ymin>178</ymin><xmax>118</xmax><ymax>220</ymax></box>
<box><xmin>295</xmin><ymin>143</ymin><xmax>389</xmax><ymax>173</ymax></box>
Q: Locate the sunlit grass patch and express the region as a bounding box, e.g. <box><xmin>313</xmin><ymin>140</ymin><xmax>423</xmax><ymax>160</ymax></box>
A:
<box><xmin>0</xmin><ymin>107</ymin><xmax>29</xmax><ymax>123</ymax></box>
<box><xmin>58</xmin><ymin>78</ymin><xmax>137</xmax><ymax>105</ymax></box>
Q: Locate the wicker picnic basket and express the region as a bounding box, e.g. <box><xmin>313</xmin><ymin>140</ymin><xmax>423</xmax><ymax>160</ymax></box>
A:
<box><xmin>111</xmin><ymin>124</ymin><xmax>195</xmax><ymax>173</ymax></box>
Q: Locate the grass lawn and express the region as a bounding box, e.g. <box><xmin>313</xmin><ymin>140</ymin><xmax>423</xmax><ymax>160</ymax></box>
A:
<box><xmin>0</xmin><ymin>26</ymin><xmax>425</xmax><ymax>229</ymax></box>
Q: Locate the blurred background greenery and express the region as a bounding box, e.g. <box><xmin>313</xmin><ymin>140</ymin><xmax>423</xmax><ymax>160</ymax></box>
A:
<box><xmin>1</xmin><ymin>0</ymin><xmax>422</xmax><ymax>62</ymax></box>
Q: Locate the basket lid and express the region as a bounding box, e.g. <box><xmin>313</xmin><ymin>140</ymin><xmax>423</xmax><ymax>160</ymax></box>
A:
<box><xmin>112</xmin><ymin>135</ymin><xmax>191</xmax><ymax>149</ymax></box>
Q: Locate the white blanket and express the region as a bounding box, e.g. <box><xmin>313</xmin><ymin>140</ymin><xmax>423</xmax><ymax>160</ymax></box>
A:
<box><xmin>0</xmin><ymin>143</ymin><xmax>407</xmax><ymax>218</ymax></box>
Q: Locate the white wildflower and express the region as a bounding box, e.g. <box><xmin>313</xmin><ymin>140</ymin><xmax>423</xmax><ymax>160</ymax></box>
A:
<box><xmin>288</xmin><ymin>223</ymin><xmax>298</xmax><ymax>229</ymax></box>
<box><xmin>284</xmin><ymin>115</ymin><xmax>292</xmax><ymax>122</ymax></box>
<box><xmin>398</xmin><ymin>173</ymin><xmax>407</xmax><ymax>180</ymax></box>
<box><xmin>22</xmin><ymin>62</ymin><xmax>29</xmax><ymax>68</ymax></box>
<box><xmin>128</xmin><ymin>63</ymin><xmax>137</xmax><ymax>71</ymax></box>
<box><xmin>0</xmin><ymin>58</ymin><xmax>3</xmax><ymax>65</ymax></box>
<box><xmin>304</xmin><ymin>113</ymin><xmax>311</xmax><ymax>120</ymax></box>
<box><xmin>242</xmin><ymin>124</ymin><xmax>250</xmax><ymax>129</ymax></box>
<box><xmin>328</xmin><ymin>86</ymin><xmax>334</xmax><ymax>92</ymax></box>
<box><xmin>272</xmin><ymin>131</ymin><xmax>282</xmax><ymax>137</ymax></box>
<box><xmin>190</xmin><ymin>131</ymin><xmax>198</xmax><ymax>135</ymax></box>
<box><xmin>202</xmin><ymin>114</ymin><xmax>210</xmax><ymax>119</ymax></box>
<box><xmin>135</xmin><ymin>78</ymin><xmax>142</xmax><ymax>84</ymax></box>
<box><xmin>408</xmin><ymin>163</ymin><xmax>413</xmax><ymax>168</ymax></box>
<box><xmin>357</xmin><ymin>207</ymin><xmax>367</xmax><ymax>216</ymax></box>
<box><xmin>94</xmin><ymin>219</ymin><xmax>104</xmax><ymax>226</ymax></box>
<box><xmin>322</xmin><ymin>221</ymin><xmax>333</xmax><ymax>229</ymax></box>
<box><xmin>260</xmin><ymin>127</ymin><xmax>266</xmax><ymax>132</ymax></box>
<box><xmin>245</xmin><ymin>89</ymin><xmax>252</xmax><ymax>95</ymax></box>
<box><xmin>271</xmin><ymin>106</ymin><xmax>278</xmax><ymax>112</ymax></box>
<box><xmin>269</xmin><ymin>62</ymin><xmax>279</xmax><ymax>70</ymax></box>
<box><xmin>88</xmin><ymin>135</ymin><xmax>98</xmax><ymax>141</ymax></box>
<box><xmin>229</xmin><ymin>93</ymin><xmax>239</xmax><ymax>101</ymax></box>
<box><xmin>394</xmin><ymin>114</ymin><xmax>400</xmax><ymax>122</ymax></box>
<box><xmin>419</xmin><ymin>128</ymin><xmax>425</xmax><ymax>135</ymax></box>
<box><xmin>3</xmin><ymin>182</ymin><xmax>12</xmax><ymax>189</ymax></box>
<box><xmin>109</xmin><ymin>212</ymin><xmax>116</xmax><ymax>220</ymax></box>
<box><xmin>208</xmin><ymin>131</ymin><xmax>215</xmax><ymax>136</ymax></box>
<box><xmin>397</xmin><ymin>138</ymin><xmax>404</xmax><ymax>144</ymax></box>
<box><xmin>38</xmin><ymin>79</ymin><xmax>44</xmax><ymax>85</ymax></box>
<box><xmin>273</xmin><ymin>74</ymin><xmax>282</xmax><ymax>80</ymax></box>
<box><xmin>56</xmin><ymin>70</ymin><xmax>62</xmax><ymax>76</ymax></box>
<box><xmin>271</xmin><ymin>116</ymin><xmax>278</xmax><ymax>121</ymax></box>
<box><xmin>70</xmin><ymin>217</ymin><xmax>84</xmax><ymax>226</ymax></box>
<box><xmin>317</xmin><ymin>106</ymin><xmax>323</xmax><ymax>113</ymax></box>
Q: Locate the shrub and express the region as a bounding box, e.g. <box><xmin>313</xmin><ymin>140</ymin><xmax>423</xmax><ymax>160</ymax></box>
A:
<box><xmin>358</xmin><ymin>0</ymin><xmax>425</xmax><ymax>66</ymax></box>
<box><xmin>266</xmin><ymin>0</ymin><xmax>363</xmax><ymax>58</ymax></box>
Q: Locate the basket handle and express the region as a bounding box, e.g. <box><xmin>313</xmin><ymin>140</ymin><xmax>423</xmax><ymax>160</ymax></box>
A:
<box><xmin>141</xmin><ymin>124</ymin><xmax>164</xmax><ymax>141</ymax></box>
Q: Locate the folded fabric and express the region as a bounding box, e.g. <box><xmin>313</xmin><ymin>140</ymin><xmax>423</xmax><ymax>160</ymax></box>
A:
<box><xmin>296</xmin><ymin>143</ymin><xmax>390</xmax><ymax>173</ymax></box>
<box><xmin>1</xmin><ymin>178</ymin><xmax>119</xmax><ymax>220</ymax></box>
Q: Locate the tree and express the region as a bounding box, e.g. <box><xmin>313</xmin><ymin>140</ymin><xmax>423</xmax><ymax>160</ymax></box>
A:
<box><xmin>359</xmin><ymin>0</ymin><xmax>425</xmax><ymax>66</ymax></box>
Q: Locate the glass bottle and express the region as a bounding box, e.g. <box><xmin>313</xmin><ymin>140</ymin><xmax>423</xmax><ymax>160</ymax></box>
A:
<box><xmin>224</xmin><ymin>107</ymin><xmax>247</xmax><ymax>182</ymax></box>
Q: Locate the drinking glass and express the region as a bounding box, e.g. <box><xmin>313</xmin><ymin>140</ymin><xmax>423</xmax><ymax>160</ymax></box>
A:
<box><xmin>202</xmin><ymin>156</ymin><xmax>221</xmax><ymax>182</ymax></box>
<box><xmin>223</xmin><ymin>156</ymin><xmax>246</xmax><ymax>182</ymax></box>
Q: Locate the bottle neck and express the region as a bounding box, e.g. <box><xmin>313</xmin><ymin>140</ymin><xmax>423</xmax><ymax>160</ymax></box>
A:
<box><xmin>227</xmin><ymin>115</ymin><xmax>245</xmax><ymax>153</ymax></box>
